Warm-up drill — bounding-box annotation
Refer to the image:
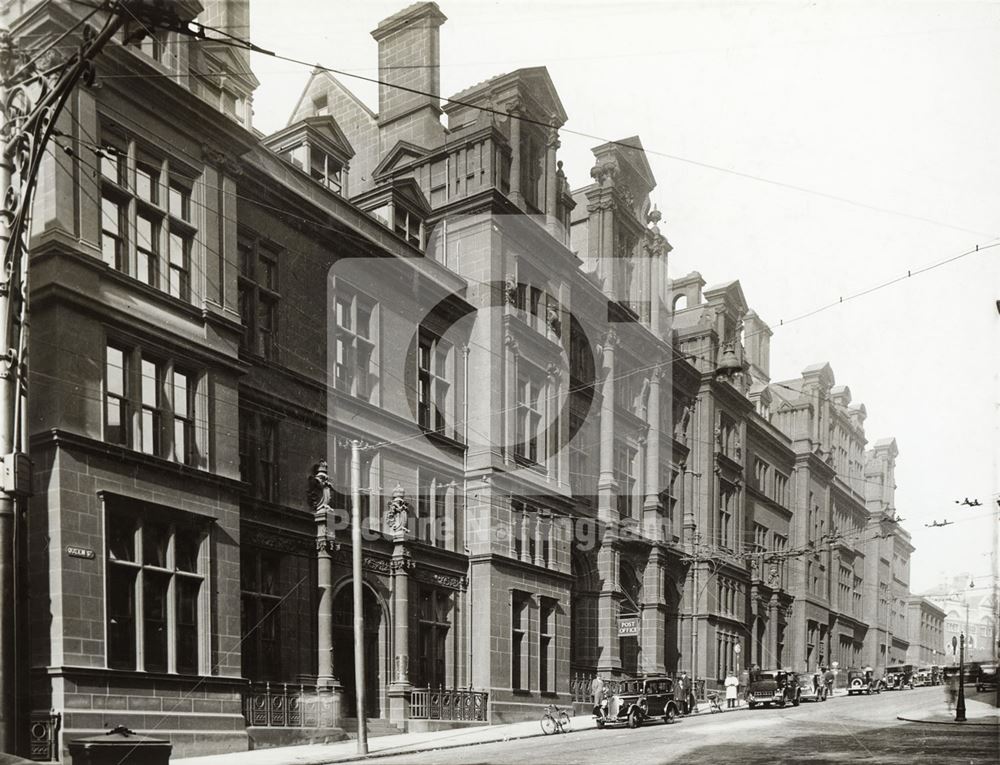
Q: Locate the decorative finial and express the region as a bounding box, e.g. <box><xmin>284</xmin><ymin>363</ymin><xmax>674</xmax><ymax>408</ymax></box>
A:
<box><xmin>647</xmin><ymin>205</ymin><xmax>662</xmax><ymax>225</ymax></box>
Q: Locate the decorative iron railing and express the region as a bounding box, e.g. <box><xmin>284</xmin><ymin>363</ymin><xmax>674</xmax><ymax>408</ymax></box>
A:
<box><xmin>408</xmin><ymin>688</ymin><xmax>489</xmax><ymax>721</ymax></box>
<box><xmin>242</xmin><ymin>683</ymin><xmax>325</xmax><ymax>728</ymax></box>
<box><xmin>570</xmin><ymin>670</ymin><xmax>595</xmax><ymax>703</ymax></box>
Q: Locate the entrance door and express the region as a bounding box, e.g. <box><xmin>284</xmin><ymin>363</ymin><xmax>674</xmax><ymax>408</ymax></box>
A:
<box><xmin>332</xmin><ymin>584</ymin><xmax>382</xmax><ymax>718</ymax></box>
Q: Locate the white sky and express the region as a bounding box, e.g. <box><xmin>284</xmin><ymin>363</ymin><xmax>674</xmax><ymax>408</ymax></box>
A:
<box><xmin>246</xmin><ymin>0</ymin><xmax>1000</xmax><ymax>595</ymax></box>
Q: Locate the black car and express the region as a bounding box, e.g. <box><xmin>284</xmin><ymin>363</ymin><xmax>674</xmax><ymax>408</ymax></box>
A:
<box><xmin>747</xmin><ymin>669</ymin><xmax>800</xmax><ymax>708</ymax></box>
<box><xmin>846</xmin><ymin>668</ymin><xmax>880</xmax><ymax>696</ymax></box>
<box><xmin>593</xmin><ymin>675</ymin><xmax>681</xmax><ymax>729</ymax></box>
<box><xmin>976</xmin><ymin>663</ymin><xmax>997</xmax><ymax>692</ymax></box>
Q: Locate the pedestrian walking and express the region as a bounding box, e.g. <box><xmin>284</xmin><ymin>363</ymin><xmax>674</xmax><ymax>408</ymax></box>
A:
<box><xmin>945</xmin><ymin>673</ymin><xmax>958</xmax><ymax>711</ymax></box>
<box><xmin>823</xmin><ymin>666</ymin><xmax>835</xmax><ymax>696</ymax></box>
<box><xmin>725</xmin><ymin>671</ymin><xmax>739</xmax><ymax>708</ymax></box>
<box><xmin>678</xmin><ymin>672</ymin><xmax>689</xmax><ymax>715</ymax></box>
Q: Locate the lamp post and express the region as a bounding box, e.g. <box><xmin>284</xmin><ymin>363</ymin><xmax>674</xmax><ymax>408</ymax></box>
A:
<box><xmin>956</xmin><ymin>632</ymin><xmax>966</xmax><ymax>722</ymax></box>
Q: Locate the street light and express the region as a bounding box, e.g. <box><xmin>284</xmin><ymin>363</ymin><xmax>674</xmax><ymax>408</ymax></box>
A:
<box><xmin>956</xmin><ymin>632</ymin><xmax>966</xmax><ymax>722</ymax></box>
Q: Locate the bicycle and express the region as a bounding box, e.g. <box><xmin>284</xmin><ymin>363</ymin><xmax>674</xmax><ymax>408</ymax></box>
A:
<box><xmin>540</xmin><ymin>704</ymin><xmax>572</xmax><ymax>734</ymax></box>
<box><xmin>706</xmin><ymin>691</ymin><xmax>723</xmax><ymax>713</ymax></box>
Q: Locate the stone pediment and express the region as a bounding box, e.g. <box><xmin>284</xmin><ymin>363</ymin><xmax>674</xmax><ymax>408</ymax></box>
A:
<box><xmin>372</xmin><ymin>140</ymin><xmax>430</xmax><ymax>179</ymax></box>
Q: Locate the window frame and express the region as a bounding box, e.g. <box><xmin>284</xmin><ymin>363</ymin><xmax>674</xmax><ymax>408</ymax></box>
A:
<box><xmin>105</xmin><ymin>507</ymin><xmax>208</xmax><ymax>675</ymax></box>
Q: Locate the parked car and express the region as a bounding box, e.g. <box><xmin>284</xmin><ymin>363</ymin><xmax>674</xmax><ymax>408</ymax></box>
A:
<box><xmin>846</xmin><ymin>668</ymin><xmax>880</xmax><ymax>696</ymax></box>
<box><xmin>912</xmin><ymin>669</ymin><xmax>931</xmax><ymax>687</ymax></box>
<box><xmin>593</xmin><ymin>675</ymin><xmax>681</xmax><ymax>729</ymax></box>
<box><xmin>747</xmin><ymin>669</ymin><xmax>800</xmax><ymax>708</ymax></box>
<box><xmin>884</xmin><ymin>665</ymin><xmax>914</xmax><ymax>690</ymax></box>
<box><xmin>796</xmin><ymin>672</ymin><xmax>828</xmax><ymax>702</ymax></box>
<box><xmin>975</xmin><ymin>663</ymin><xmax>997</xmax><ymax>692</ymax></box>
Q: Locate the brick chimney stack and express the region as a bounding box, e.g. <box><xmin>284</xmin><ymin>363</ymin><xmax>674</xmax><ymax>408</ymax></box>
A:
<box><xmin>371</xmin><ymin>2</ymin><xmax>447</xmax><ymax>149</ymax></box>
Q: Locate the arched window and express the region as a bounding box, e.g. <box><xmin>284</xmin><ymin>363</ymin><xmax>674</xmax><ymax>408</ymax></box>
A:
<box><xmin>672</xmin><ymin>294</ymin><xmax>688</xmax><ymax>313</ymax></box>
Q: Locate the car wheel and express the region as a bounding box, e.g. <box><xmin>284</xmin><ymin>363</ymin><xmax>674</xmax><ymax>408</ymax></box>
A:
<box><xmin>628</xmin><ymin>709</ymin><xmax>642</xmax><ymax>729</ymax></box>
<box><xmin>792</xmin><ymin>694</ymin><xmax>800</xmax><ymax>707</ymax></box>
<box><xmin>748</xmin><ymin>701</ymin><xmax>757</xmax><ymax>709</ymax></box>
<box><xmin>776</xmin><ymin>699</ymin><xmax>785</xmax><ymax>709</ymax></box>
<box><xmin>596</xmin><ymin>719</ymin><xmax>605</xmax><ymax>729</ymax></box>
<box><xmin>665</xmin><ymin>706</ymin><xmax>676</xmax><ymax>724</ymax></box>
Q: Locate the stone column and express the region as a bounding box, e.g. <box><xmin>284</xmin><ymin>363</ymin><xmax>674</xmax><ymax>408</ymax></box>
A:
<box><xmin>641</xmin><ymin>548</ymin><xmax>666</xmax><ymax>674</ymax></box>
<box><xmin>597</xmin><ymin>329</ymin><xmax>618</xmax><ymax>524</ymax></box>
<box><xmin>387</xmin><ymin>487</ymin><xmax>413</xmax><ymax>724</ymax></box>
<box><xmin>309</xmin><ymin>461</ymin><xmax>343</xmax><ymax>727</ymax></box>
<box><xmin>643</xmin><ymin>366</ymin><xmax>663</xmax><ymax>541</ymax></box>
<box><xmin>508</xmin><ymin>101</ymin><xmax>523</xmax><ymax>209</ymax></box>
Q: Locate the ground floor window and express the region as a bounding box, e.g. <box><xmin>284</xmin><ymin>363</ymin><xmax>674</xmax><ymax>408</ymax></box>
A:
<box><xmin>512</xmin><ymin>590</ymin><xmax>531</xmax><ymax>690</ymax></box>
<box><xmin>106</xmin><ymin>506</ymin><xmax>206</xmax><ymax>674</ymax></box>
<box><xmin>415</xmin><ymin>586</ymin><xmax>452</xmax><ymax>688</ymax></box>
<box><xmin>240</xmin><ymin>548</ymin><xmax>283</xmax><ymax>681</ymax></box>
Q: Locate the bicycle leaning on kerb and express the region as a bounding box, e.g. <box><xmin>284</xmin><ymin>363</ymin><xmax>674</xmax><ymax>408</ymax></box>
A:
<box><xmin>540</xmin><ymin>703</ymin><xmax>572</xmax><ymax>734</ymax></box>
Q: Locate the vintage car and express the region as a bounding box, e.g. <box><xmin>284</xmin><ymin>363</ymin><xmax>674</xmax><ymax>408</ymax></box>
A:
<box><xmin>796</xmin><ymin>672</ymin><xmax>828</xmax><ymax>702</ymax></box>
<box><xmin>912</xmin><ymin>668</ymin><xmax>931</xmax><ymax>687</ymax></box>
<box><xmin>846</xmin><ymin>668</ymin><xmax>880</xmax><ymax>695</ymax></box>
<box><xmin>593</xmin><ymin>675</ymin><xmax>681</xmax><ymax>729</ymax></box>
<box><xmin>746</xmin><ymin>669</ymin><xmax>800</xmax><ymax>708</ymax></box>
<box><xmin>975</xmin><ymin>663</ymin><xmax>998</xmax><ymax>692</ymax></box>
<box><xmin>884</xmin><ymin>665</ymin><xmax>914</xmax><ymax>690</ymax></box>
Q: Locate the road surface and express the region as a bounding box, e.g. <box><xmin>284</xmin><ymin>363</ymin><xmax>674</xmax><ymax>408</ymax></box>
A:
<box><xmin>366</xmin><ymin>686</ymin><xmax>997</xmax><ymax>764</ymax></box>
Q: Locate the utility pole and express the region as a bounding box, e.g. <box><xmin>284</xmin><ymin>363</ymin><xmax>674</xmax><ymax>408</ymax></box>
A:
<box><xmin>0</xmin><ymin>2</ymin><xmax>200</xmax><ymax>752</ymax></box>
<box><xmin>351</xmin><ymin>439</ymin><xmax>368</xmax><ymax>754</ymax></box>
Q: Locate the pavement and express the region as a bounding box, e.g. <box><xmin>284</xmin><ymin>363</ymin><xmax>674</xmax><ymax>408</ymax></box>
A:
<box><xmin>172</xmin><ymin>697</ymin><xmax>762</xmax><ymax>765</ymax></box>
<box><xmin>896</xmin><ymin>694</ymin><xmax>1000</xmax><ymax>726</ymax></box>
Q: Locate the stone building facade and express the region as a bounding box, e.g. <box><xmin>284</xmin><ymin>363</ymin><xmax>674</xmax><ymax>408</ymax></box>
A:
<box><xmin>906</xmin><ymin>597</ymin><xmax>946</xmax><ymax>666</ymax></box>
<box><xmin>5</xmin><ymin>0</ymin><xmax>921</xmax><ymax>761</ymax></box>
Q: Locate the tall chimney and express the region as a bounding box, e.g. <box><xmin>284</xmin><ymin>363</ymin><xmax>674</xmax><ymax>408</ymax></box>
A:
<box><xmin>743</xmin><ymin>310</ymin><xmax>772</xmax><ymax>383</ymax></box>
<box><xmin>371</xmin><ymin>2</ymin><xmax>447</xmax><ymax>149</ymax></box>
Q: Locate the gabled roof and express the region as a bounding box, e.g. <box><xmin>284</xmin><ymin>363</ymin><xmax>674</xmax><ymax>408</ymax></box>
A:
<box><xmin>353</xmin><ymin>176</ymin><xmax>432</xmax><ymax>217</ymax></box>
<box><xmin>592</xmin><ymin>135</ymin><xmax>656</xmax><ymax>192</ymax></box>
<box><xmin>445</xmin><ymin>66</ymin><xmax>568</xmax><ymax>125</ymax></box>
<box><xmin>264</xmin><ymin>115</ymin><xmax>355</xmax><ymax>162</ymax></box>
<box><xmin>703</xmin><ymin>279</ymin><xmax>749</xmax><ymax>315</ymax></box>
<box><xmin>372</xmin><ymin>140</ymin><xmax>430</xmax><ymax>179</ymax></box>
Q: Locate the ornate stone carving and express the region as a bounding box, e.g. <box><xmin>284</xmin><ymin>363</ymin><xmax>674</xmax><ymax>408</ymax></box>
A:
<box><xmin>385</xmin><ymin>484</ymin><xmax>410</xmax><ymax>535</ymax></box>
<box><xmin>504</xmin><ymin>273</ymin><xmax>518</xmax><ymax>305</ymax></box>
<box><xmin>201</xmin><ymin>144</ymin><xmax>244</xmax><ymax>176</ymax></box>
<box><xmin>308</xmin><ymin>459</ymin><xmax>333</xmax><ymax>512</ymax></box>
<box><xmin>590</xmin><ymin>161</ymin><xmax>618</xmax><ymax>186</ymax></box>
<box><xmin>390</xmin><ymin>554</ymin><xmax>416</xmax><ymax>572</ymax></box>
<box><xmin>546</xmin><ymin>302</ymin><xmax>561</xmax><ymax>336</ymax></box>
<box><xmin>414</xmin><ymin>568</ymin><xmax>467</xmax><ymax>591</ymax></box>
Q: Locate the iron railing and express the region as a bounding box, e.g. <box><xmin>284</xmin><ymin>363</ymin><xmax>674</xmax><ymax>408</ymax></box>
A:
<box><xmin>242</xmin><ymin>683</ymin><xmax>325</xmax><ymax>728</ymax></box>
<box><xmin>408</xmin><ymin>688</ymin><xmax>489</xmax><ymax>721</ymax></box>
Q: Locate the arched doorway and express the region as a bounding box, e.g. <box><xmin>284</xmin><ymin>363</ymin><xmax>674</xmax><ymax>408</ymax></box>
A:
<box><xmin>332</xmin><ymin>582</ymin><xmax>383</xmax><ymax>718</ymax></box>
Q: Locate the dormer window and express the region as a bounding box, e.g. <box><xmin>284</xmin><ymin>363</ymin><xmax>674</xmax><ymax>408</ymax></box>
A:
<box><xmin>310</xmin><ymin>149</ymin><xmax>343</xmax><ymax>194</ymax></box>
<box><xmin>393</xmin><ymin>207</ymin><xmax>422</xmax><ymax>249</ymax></box>
<box><xmin>264</xmin><ymin>116</ymin><xmax>355</xmax><ymax>199</ymax></box>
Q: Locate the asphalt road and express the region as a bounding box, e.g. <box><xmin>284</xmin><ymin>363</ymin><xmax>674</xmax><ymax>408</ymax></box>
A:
<box><xmin>366</xmin><ymin>686</ymin><xmax>998</xmax><ymax>765</ymax></box>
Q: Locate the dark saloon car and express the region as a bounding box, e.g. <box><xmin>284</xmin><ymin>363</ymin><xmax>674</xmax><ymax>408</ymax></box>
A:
<box><xmin>594</xmin><ymin>675</ymin><xmax>681</xmax><ymax>729</ymax></box>
<box><xmin>747</xmin><ymin>669</ymin><xmax>800</xmax><ymax>708</ymax></box>
<box><xmin>847</xmin><ymin>668</ymin><xmax>880</xmax><ymax>695</ymax></box>
<box><xmin>976</xmin><ymin>663</ymin><xmax>997</xmax><ymax>692</ymax></box>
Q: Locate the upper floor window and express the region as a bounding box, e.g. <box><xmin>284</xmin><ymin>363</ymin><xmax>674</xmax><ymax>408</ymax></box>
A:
<box><xmin>279</xmin><ymin>142</ymin><xmax>346</xmax><ymax>196</ymax></box>
<box><xmin>614</xmin><ymin>441</ymin><xmax>637</xmax><ymax>519</ymax></box>
<box><xmin>334</xmin><ymin>288</ymin><xmax>376</xmax><ymax>402</ymax></box>
<box><xmin>240</xmin><ymin>410</ymin><xmax>279</xmax><ymax>503</ymax></box>
<box><xmin>417</xmin><ymin>329</ymin><xmax>451</xmax><ymax>435</ymax></box>
<box><xmin>105</xmin><ymin>342</ymin><xmax>201</xmax><ymax>467</ymax></box>
<box><xmin>127</xmin><ymin>29</ymin><xmax>170</xmax><ymax>65</ymax></box>
<box><xmin>238</xmin><ymin>234</ymin><xmax>280</xmax><ymax>361</ymax></box>
<box><xmin>98</xmin><ymin>129</ymin><xmax>197</xmax><ymax>303</ymax></box>
<box><xmin>515</xmin><ymin>371</ymin><xmax>544</xmax><ymax>465</ymax></box>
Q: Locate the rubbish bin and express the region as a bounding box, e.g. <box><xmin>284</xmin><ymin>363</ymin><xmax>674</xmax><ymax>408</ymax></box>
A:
<box><xmin>68</xmin><ymin>725</ymin><xmax>171</xmax><ymax>764</ymax></box>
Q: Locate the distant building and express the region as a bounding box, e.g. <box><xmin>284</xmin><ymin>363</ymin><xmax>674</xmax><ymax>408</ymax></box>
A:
<box><xmin>905</xmin><ymin>597</ymin><xmax>946</xmax><ymax>666</ymax></box>
<box><xmin>922</xmin><ymin>575</ymin><xmax>997</xmax><ymax>663</ymax></box>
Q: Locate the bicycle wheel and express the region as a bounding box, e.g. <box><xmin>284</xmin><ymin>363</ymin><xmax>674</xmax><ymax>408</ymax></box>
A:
<box><xmin>540</xmin><ymin>714</ymin><xmax>557</xmax><ymax>735</ymax></box>
<box><xmin>558</xmin><ymin>711</ymin><xmax>571</xmax><ymax>732</ymax></box>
